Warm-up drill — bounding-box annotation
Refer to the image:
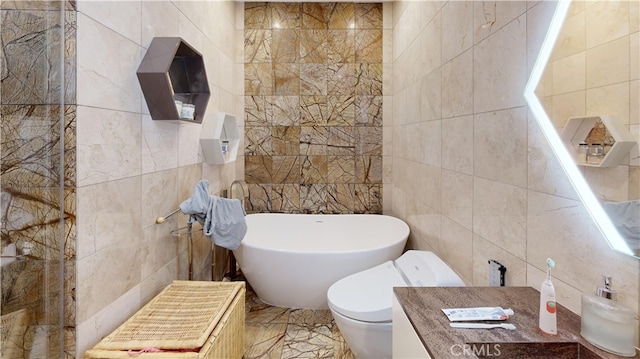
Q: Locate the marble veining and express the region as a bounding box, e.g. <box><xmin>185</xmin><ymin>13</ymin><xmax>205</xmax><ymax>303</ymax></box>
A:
<box><xmin>243</xmin><ymin>280</ymin><xmax>354</xmax><ymax>359</ymax></box>
<box><xmin>245</xmin><ymin>2</ymin><xmax>383</xmax><ymax>214</ymax></box>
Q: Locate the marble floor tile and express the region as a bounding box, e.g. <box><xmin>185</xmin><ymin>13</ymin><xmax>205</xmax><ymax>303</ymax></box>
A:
<box><xmin>243</xmin><ymin>281</ymin><xmax>355</xmax><ymax>359</ymax></box>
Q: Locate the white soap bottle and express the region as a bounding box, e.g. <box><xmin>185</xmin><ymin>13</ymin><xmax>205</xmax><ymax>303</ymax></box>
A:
<box><xmin>539</xmin><ymin>258</ymin><xmax>557</xmax><ymax>335</ymax></box>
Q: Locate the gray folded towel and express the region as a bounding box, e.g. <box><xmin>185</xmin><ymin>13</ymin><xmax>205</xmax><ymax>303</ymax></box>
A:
<box><xmin>179</xmin><ymin>180</ymin><xmax>247</xmax><ymax>250</ymax></box>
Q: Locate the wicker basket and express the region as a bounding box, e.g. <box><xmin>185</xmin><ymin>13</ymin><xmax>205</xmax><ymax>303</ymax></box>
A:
<box><xmin>84</xmin><ymin>281</ymin><xmax>245</xmax><ymax>359</ymax></box>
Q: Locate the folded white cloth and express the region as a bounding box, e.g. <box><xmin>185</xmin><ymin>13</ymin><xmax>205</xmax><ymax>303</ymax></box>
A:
<box><xmin>180</xmin><ymin>180</ymin><xmax>247</xmax><ymax>250</ymax></box>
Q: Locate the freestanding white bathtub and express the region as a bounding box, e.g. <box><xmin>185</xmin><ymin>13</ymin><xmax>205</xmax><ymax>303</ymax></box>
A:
<box><xmin>232</xmin><ymin>213</ymin><xmax>410</xmax><ymax>309</ymax></box>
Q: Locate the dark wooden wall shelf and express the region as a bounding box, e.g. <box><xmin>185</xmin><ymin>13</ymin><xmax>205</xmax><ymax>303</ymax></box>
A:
<box><xmin>137</xmin><ymin>37</ymin><xmax>210</xmax><ymax>123</ymax></box>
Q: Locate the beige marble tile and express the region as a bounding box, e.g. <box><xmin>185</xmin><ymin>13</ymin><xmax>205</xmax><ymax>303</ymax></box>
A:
<box><xmin>442</xmin><ymin>169</ymin><xmax>473</xmax><ymax>230</ymax></box>
<box><xmin>473</xmin><ymin>13</ymin><xmax>527</xmax><ymax>113</ymax></box>
<box><xmin>245</xmin><ymin>63</ymin><xmax>274</xmax><ymax>96</ymax></box>
<box><xmin>442</xmin><ymin>115</ymin><xmax>474</xmax><ymax>174</ymax></box>
<box><xmin>473</xmin><ymin>1</ymin><xmax>527</xmax><ymax>44</ymax></box>
<box><xmin>141</xmin><ymin>114</ymin><xmax>178</xmax><ymax>174</ymax></box>
<box><xmin>441</xmin><ymin>216</ymin><xmax>473</xmax><ymax>283</ymax></box>
<box><xmin>246</xmin><ymin>126</ymin><xmax>273</xmax><ymax>155</ymax></box>
<box><xmin>527</xmin><ymin>112</ymin><xmax>580</xmax><ymax>200</ymax></box>
<box><xmin>245</xmin><ymin>29</ymin><xmax>272</xmax><ymax>63</ymax></box>
<box><xmin>420</xmin><ymin>64</ymin><xmax>442</xmax><ymax>123</ymax></box>
<box><xmin>553</xmin><ymin>52</ymin><xmax>586</xmax><ymax>94</ymax></box>
<box><xmin>76</xmin><ymin>106</ymin><xmax>141</xmax><ymax>185</ymax></box>
<box><xmin>272</xmin><ymin>29</ymin><xmax>298</xmax><ymax>63</ymax></box>
<box><xmin>474</xmin><ymin>107</ymin><xmax>528</xmax><ymax>188</ymax></box>
<box><xmin>441</xmin><ymin>1</ymin><xmax>473</xmax><ymax>64</ymax></box>
<box><xmin>328</xmin><ymin>3</ymin><xmax>354</xmax><ymax>30</ymax></box>
<box><xmin>301</xmin><ymin>64</ymin><xmax>328</xmax><ymax>96</ymax></box>
<box><xmin>246</xmin><ymin>96</ymin><xmax>274</xmax><ymax>126</ymax></box>
<box><xmin>472</xmin><ymin>234</ymin><xmax>527</xmax><ymax>287</ymax></box>
<box><xmin>355</xmin><ymin>155</ymin><xmax>382</xmax><ymax>184</ymax></box>
<box><xmin>300</xmin><ymin>29</ymin><xmax>327</xmax><ymax>63</ymax></box>
<box><xmin>77</xmin><ymin>14</ymin><xmax>142</xmax><ymax>112</ymax></box>
<box><xmin>473</xmin><ymin>177</ymin><xmax>527</xmax><ymax>260</ymax></box>
<box><xmin>442</xmin><ymin>49</ymin><xmax>473</xmax><ymax>118</ymax></box>
<box><xmin>583</xmin><ymin>164</ymin><xmax>630</xmax><ymax>201</ymax></box>
<box><xmin>418</xmin><ymin>120</ymin><xmax>441</xmax><ymax>167</ymax></box>
<box><xmin>585</xmin><ymin>0</ymin><xmax>629</xmax><ymax>49</ymax></box>
<box><xmin>586</xmin><ymin>36</ymin><xmax>629</xmax><ymax>89</ymax></box>
<box><xmin>586</xmin><ymin>82</ymin><xmax>630</xmax><ymax>123</ymax></box>
<box><xmin>527</xmin><ymin>191</ymin><xmax>639</xmax><ymax>313</ymax></box>
<box><xmin>274</xmin><ymin>63</ymin><xmax>300</xmax><ymax>96</ymax></box>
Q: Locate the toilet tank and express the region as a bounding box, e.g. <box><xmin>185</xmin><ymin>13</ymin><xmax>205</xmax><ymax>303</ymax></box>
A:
<box><xmin>395</xmin><ymin>251</ymin><xmax>465</xmax><ymax>287</ymax></box>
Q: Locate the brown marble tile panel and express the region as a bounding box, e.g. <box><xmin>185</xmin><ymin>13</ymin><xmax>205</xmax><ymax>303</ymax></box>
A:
<box><xmin>301</xmin><ymin>3</ymin><xmax>331</xmax><ymax>30</ymax></box>
<box><xmin>328</xmin><ymin>3</ymin><xmax>354</xmax><ymax>30</ymax></box>
<box><xmin>354</xmin><ymin>183</ymin><xmax>382</xmax><ymax>214</ymax></box>
<box><xmin>289</xmin><ymin>309</ymin><xmax>333</xmax><ymax>326</ymax></box>
<box><xmin>300</xmin><ymin>126</ymin><xmax>328</xmax><ymax>155</ymax></box>
<box><xmin>1</xmin><ymin>1</ymin><xmax>75</xmax><ymax>10</ymax></box>
<box><xmin>327</xmin><ymin>156</ymin><xmax>355</xmax><ymax>184</ymax></box>
<box><xmin>355</xmin><ymin>3</ymin><xmax>383</xmax><ymax>30</ymax></box>
<box><xmin>281</xmin><ymin>322</ymin><xmax>334</xmax><ymax>359</ymax></box>
<box><xmin>300</xmin><ymin>29</ymin><xmax>327</xmax><ymax>63</ymax></box>
<box><xmin>327</xmin><ymin>184</ymin><xmax>355</xmax><ymax>214</ymax></box>
<box><xmin>356</xmin><ymin>126</ymin><xmax>382</xmax><ymax>155</ymax></box>
<box><xmin>300</xmin><ymin>184</ymin><xmax>327</xmax><ymax>213</ymax></box>
<box><xmin>328</xmin><ymin>63</ymin><xmax>357</xmax><ymax>96</ymax></box>
<box><xmin>245</xmin><ymin>63</ymin><xmax>274</xmax><ymax>96</ymax></box>
<box><xmin>244</xmin><ymin>322</ymin><xmax>287</xmax><ymax>359</ymax></box>
<box><xmin>300</xmin><ymin>96</ymin><xmax>328</xmax><ymax>127</ymax></box>
<box><xmin>274</xmin><ymin>63</ymin><xmax>300</xmax><ymax>96</ymax></box>
<box><xmin>355</xmin><ymin>63</ymin><xmax>382</xmax><ymax>96</ymax></box>
<box><xmin>245</xmin><ymin>2</ymin><xmax>271</xmax><ymax>30</ymax></box>
<box><xmin>355</xmin><ymin>95</ymin><xmax>382</xmax><ymax>127</ymax></box>
<box><xmin>327</xmin><ymin>95</ymin><xmax>355</xmax><ymax>126</ymax></box>
<box><xmin>272</xmin><ymin>96</ymin><xmax>300</xmax><ymax>126</ymax></box>
<box><xmin>301</xmin><ymin>155</ymin><xmax>327</xmax><ymax>184</ymax></box>
<box><xmin>327</xmin><ymin>30</ymin><xmax>355</xmax><ymax>63</ymax></box>
<box><xmin>246</xmin><ymin>183</ymin><xmax>270</xmax><ymax>212</ymax></box>
<box><xmin>245</xmin><ymin>126</ymin><xmax>272</xmax><ymax>155</ymax></box>
<box><xmin>245</xmin><ymin>29</ymin><xmax>272</xmax><ymax>63</ymax></box>
<box><xmin>273</xmin><ymin>155</ymin><xmax>300</xmax><ymax>184</ymax></box>
<box><xmin>300</xmin><ymin>63</ymin><xmax>328</xmax><ymax>96</ymax></box>
<box><xmin>271</xmin><ymin>184</ymin><xmax>300</xmax><ymax>213</ymax></box>
<box><xmin>355</xmin><ymin>155</ymin><xmax>382</xmax><ymax>184</ymax></box>
<box><xmin>2</xmin><ymin>105</ymin><xmax>65</xmax><ymax>187</ymax></box>
<box><xmin>271</xmin><ymin>3</ymin><xmax>300</xmax><ymax>30</ymax></box>
<box><xmin>327</xmin><ymin>126</ymin><xmax>356</xmax><ymax>155</ymax></box>
<box><xmin>245</xmin><ymin>156</ymin><xmax>273</xmax><ymax>184</ymax></box>
<box><xmin>272</xmin><ymin>29</ymin><xmax>298</xmax><ymax>63</ymax></box>
<box><xmin>355</xmin><ymin>29</ymin><xmax>382</xmax><ymax>63</ymax></box>
<box><xmin>2</xmin><ymin>9</ymin><xmax>72</xmax><ymax>105</ymax></box>
<box><xmin>272</xmin><ymin>126</ymin><xmax>300</xmax><ymax>156</ymax></box>
<box><xmin>245</xmin><ymin>96</ymin><xmax>273</xmax><ymax>126</ymax></box>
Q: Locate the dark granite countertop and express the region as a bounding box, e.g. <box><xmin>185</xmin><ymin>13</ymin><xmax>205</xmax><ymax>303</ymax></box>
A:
<box><xmin>393</xmin><ymin>286</ymin><xmax>638</xmax><ymax>358</ymax></box>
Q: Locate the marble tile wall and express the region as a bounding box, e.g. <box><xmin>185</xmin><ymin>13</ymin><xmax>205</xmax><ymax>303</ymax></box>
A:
<box><xmin>72</xmin><ymin>1</ymin><xmax>243</xmax><ymax>357</ymax></box>
<box><xmin>390</xmin><ymin>0</ymin><xmax>640</xmax><ymax>329</ymax></box>
<box><xmin>538</xmin><ymin>0</ymin><xmax>640</xmax><ymax>203</ymax></box>
<box><xmin>1</xmin><ymin>1</ymin><xmax>76</xmax><ymax>357</ymax></box>
<box><xmin>243</xmin><ymin>2</ymin><xmax>384</xmax><ymax>214</ymax></box>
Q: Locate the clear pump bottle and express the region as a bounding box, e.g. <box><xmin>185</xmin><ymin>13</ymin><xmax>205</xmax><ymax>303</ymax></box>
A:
<box><xmin>581</xmin><ymin>275</ymin><xmax>636</xmax><ymax>357</ymax></box>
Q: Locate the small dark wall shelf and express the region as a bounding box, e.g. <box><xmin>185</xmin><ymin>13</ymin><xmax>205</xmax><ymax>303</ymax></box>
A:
<box><xmin>137</xmin><ymin>37</ymin><xmax>210</xmax><ymax>123</ymax></box>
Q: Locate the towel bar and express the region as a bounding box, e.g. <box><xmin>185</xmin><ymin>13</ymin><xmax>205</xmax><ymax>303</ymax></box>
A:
<box><xmin>155</xmin><ymin>208</ymin><xmax>181</xmax><ymax>224</ymax></box>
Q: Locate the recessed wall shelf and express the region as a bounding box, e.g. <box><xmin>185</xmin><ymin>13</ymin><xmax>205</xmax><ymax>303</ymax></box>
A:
<box><xmin>560</xmin><ymin>115</ymin><xmax>636</xmax><ymax>168</ymax></box>
<box><xmin>200</xmin><ymin>112</ymin><xmax>239</xmax><ymax>164</ymax></box>
<box><xmin>137</xmin><ymin>37</ymin><xmax>210</xmax><ymax>123</ymax></box>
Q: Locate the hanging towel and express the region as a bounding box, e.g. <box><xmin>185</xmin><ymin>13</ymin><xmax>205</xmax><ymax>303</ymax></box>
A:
<box><xmin>203</xmin><ymin>196</ymin><xmax>247</xmax><ymax>250</ymax></box>
<box><xmin>179</xmin><ymin>180</ymin><xmax>247</xmax><ymax>250</ymax></box>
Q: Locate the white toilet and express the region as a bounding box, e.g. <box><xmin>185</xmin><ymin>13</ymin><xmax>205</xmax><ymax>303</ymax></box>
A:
<box><xmin>327</xmin><ymin>250</ymin><xmax>465</xmax><ymax>359</ymax></box>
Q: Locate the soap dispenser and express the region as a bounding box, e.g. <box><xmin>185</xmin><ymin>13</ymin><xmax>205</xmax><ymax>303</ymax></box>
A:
<box><xmin>581</xmin><ymin>275</ymin><xmax>637</xmax><ymax>357</ymax></box>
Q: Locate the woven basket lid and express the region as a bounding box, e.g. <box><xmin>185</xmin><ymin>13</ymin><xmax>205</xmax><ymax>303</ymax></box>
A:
<box><xmin>94</xmin><ymin>281</ymin><xmax>244</xmax><ymax>351</ymax></box>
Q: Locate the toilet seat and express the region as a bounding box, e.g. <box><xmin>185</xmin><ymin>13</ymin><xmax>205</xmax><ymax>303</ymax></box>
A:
<box><xmin>327</xmin><ymin>251</ymin><xmax>466</xmax><ymax>324</ymax></box>
<box><xmin>327</xmin><ymin>260</ymin><xmax>407</xmax><ymax>323</ymax></box>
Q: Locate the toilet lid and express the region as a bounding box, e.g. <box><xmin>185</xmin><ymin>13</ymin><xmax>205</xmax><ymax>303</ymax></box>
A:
<box><xmin>327</xmin><ymin>260</ymin><xmax>408</xmax><ymax>323</ymax></box>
